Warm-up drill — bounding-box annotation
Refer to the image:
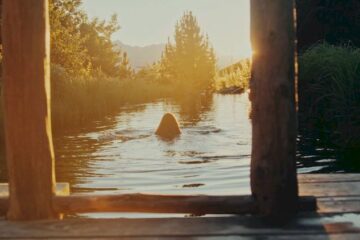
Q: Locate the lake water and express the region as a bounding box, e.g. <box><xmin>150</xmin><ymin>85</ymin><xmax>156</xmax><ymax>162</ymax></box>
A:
<box><xmin>0</xmin><ymin>93</ymin><xmax>342</xmax><ymax>218</ymax></box>
<box><xmin>54</xmin><ymin>94</ymin><xmax>252</xmax><ymax>197</ymax></box>
<box><xmin>54</xmin><ymin>93</ymin><xmax>340</xmax><ymax>200</ymax></box>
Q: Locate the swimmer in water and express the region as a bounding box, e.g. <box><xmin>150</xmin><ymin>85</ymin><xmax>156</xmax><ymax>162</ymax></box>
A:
<box><xmin>155</xmin><ymin>113</ymin><xmax>181</xmax><ymax>140</ymax></box>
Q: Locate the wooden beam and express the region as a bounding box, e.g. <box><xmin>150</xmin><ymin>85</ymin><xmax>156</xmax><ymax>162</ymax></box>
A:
<box><xmin>54</xmin><ymin>195</ymin><xmax>315</xmax><ymax>214</ymax></box>
<box><xmin>2</xmin><ymin>0</ymin><xmax>57</xmax><ymax>220</ymax></box>
<box><xmin>250</xmin><ymin>0</ymin><xmax>298</xmax><ymax>220</ymax></box>
<box><xmin>0</xmin><ymin>194</ymin><xmax>316</xmax><ymax>215</ymax></box>
<box><xmin>54</xmin><ymin>194</ymin><xmax>257</xmax><ymax>214</ymax></box>
<box><xmin>1</xmin><ymin>215</ymin><xmax>359</xmax><ymax>239</ymax></box>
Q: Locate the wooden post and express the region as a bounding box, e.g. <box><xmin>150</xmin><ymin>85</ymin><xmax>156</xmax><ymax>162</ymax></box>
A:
<box><xmin>250</xmin><ymin>0</ymin><xmax>298</xmax><ymax>220</ymax></box>
<box><xmin>2</xmin><ymin>0</ymin><xmax>57</xmax><ymax>220</ymax></box>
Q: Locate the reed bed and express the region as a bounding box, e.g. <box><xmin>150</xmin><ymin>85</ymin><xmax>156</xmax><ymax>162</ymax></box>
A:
<box><xmin>299</xmin><ymin>43</ymin><xmax>360</xmax><ymax>164</ymax></box>
<box><xmin>51</xmin><ymin>65</ymin><xmax>174</xmax><ymax>131</ymax></box>
<box><xmin>215</xmin><ymin>59</ymin><xmax>250</xmax><ymax>94</ymax></box>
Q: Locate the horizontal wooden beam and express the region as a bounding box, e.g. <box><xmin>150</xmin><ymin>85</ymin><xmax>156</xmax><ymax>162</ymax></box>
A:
<box><xmin>54</xmin><ymin>194</ymin><xmax>256</xmax><ymax>214</ymax></box>
<box><xmin>0</xmin><ymin>194</ymin><xmax>316</xmax><ymax>216</ymax></box>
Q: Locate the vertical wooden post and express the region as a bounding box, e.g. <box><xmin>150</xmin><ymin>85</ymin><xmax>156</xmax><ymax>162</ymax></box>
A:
<box><xmin>250</xmin><ymin>0</ymin><xmax>298</xmax><ymax>220</ymax></box>
<box><xmin>2</xmin><ymin>0</ymin><xmax>57</xmax><ymax>220</ymax></box>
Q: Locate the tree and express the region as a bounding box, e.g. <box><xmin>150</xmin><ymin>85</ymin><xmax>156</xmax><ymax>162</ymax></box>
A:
<box><xmin>50</xmin><ymin>0</ymin><xmax>90</xmax><ymax>76</ymax></box>
<box><xmin>160</xmin><ymin>11</ymin><xmax>216</xmax><ymax>92</ymax></box>
<box><xmin>118</xmin><ymin>52</ymin><xmax>133</xmax><ymax>79</ymax></box>
<box><xmin>80</xmin><ymin>14</ymin><xmax>123</xmax><ymax>77</ymax></box>
<box><xmin>50</xmin><ymin>0</ymin><xmax>128</xmax><ymax>78</ymax></box>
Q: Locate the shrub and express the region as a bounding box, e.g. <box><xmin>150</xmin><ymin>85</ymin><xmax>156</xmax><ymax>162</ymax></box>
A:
<box><xmin>299</xmin><ymin>43</ymin><xmax>360</xmax><ymax>154</ymax></box>
<box><xmin>215</xmin><ymin>59</ymin><xmax>251</xmax><ymax>93</ymax></box>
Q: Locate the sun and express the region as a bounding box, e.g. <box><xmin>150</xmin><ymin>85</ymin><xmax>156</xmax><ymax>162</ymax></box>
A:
<box><xmin>240</xmin><ymin>44</ymin><xmax>253</xmax><ymax>59</ymax></box>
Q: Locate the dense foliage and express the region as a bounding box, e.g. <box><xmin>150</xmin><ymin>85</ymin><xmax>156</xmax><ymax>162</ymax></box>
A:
<box><xmin>296</xmin><ymin>1</ymin><xmax>360</xmax><ymax>168</ymax></box>
<box><xmin>299</xmin><ymin>43</ymin><xmax>360</xmax><ymax>162</ymax></box>
<box><xmin>159</xmin><ymin>11</ymin><xmax>216</xmax><ymax>92</ymax></box>
<box><xmin>50</xmin><ymin>0</ymin><xmax>132</xmax><ymax>78</ymax></box>
<box><xmin>215</xmin><ymin>59</ymin><xmax>250</xmax><ymax>94</ymax></box>
<box><xmin>47</xmin><ymin>0</ymin><xmax>141</xmax><ymax>130</ymax></box>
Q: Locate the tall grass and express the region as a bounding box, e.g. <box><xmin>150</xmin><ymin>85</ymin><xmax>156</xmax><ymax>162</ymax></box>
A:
<box><xmin>1</xmin><ymin>63</ymin><xmax>213</xmax><ymax>135</ymax></box>
<box><xmin>299</xmin><ymin>43</ymin><xmax>360</xmax><ymax>157</ymax></box>
<box><xmin>51</xmin><ymin>65</ymin><xmax>174</xmax><ymax>132</ymax></box>
<box><xmin>215</xmin><ymin>59</ymin><xmax>250</xmax><ymax>93</ymax></box>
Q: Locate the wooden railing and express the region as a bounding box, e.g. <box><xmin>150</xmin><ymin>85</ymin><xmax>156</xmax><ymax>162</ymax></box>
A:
<box><xmin>0</xmin><ymin>185</ymin><xmax>316</xmax><ymax>216</ymax></box>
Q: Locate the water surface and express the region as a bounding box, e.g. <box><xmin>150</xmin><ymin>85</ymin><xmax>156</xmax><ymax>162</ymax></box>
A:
<box><xmin>0</xmin><ymin>93</ymin><xmax>343</xmax><ymax>217</ymax></box>
<box><xmin>55</xmin><ymin>94</ymin><xmax>252</xmax><ymax>196</ymax></box>
<box><xmin>54</xmin><ymin>93</ymin><xmax>341</xmax><ymax>200</ymax></box>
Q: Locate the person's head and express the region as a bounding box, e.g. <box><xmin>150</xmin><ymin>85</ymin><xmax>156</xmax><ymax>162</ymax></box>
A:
<box><xmin>155</xmin><ymin>113</ymin><xmax>181</xmax><ymax>140</ymax></box>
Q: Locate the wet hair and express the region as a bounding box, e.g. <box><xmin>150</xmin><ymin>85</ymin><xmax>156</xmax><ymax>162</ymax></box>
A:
<box><xmin>155</xmin><ymin>113</ymin><xmax>181</xmax><ymax>140</ymax></box>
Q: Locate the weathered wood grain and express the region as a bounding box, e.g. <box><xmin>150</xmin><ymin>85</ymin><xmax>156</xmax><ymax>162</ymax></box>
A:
<box><xmin>250</xmin><ymin>0</ymin><xmax>298</xmax><ymax>219</ymax></box>
<box><xmin>298</xmin><ymin>174</ymin><xmax>360</xmax><ymax>183</ymax></box>
<box><xmin>0</xmin><ymin>174</ymin><xmax>358</xmax><ymax>239</ymax></box>
<box><xmin>263</xmin><ymin>234</ymin><xmax>360</xmax><ymax>240</ymax></box>
<box><xmin>0</xmin><ymin>183</ymin><xmax>69</xmax><ymax>217</ymax></box>
<box><xmin>0</xmin><ymin>194</ymin><xmax>315</xmax><ymax>216</ymax></box>
<box><xmin>316</xmin><ymin>197</ymin><xmax>360</xmax><ymax>214</ymax></box>
<box><xmin>2</xmin><ymin>0</ymin><xmax>57</xmax><ymax>220</ymax></box>
<box><xmin>0</xmin><ymin>214</ymin><xmax>359</xmax><ymax>239</ymax></box>
<box><xmin>5</xmin><ymin>174</ymin><xmax>360</xmax><ymax>216</ymax></box>
<box><xmin>54</xmin><ymin>194</ymin><xmax>256</xmax><ymax>214</ymax></box>
<box><xmin>53</xmin><ymin>195</ymin><xmax>314</xmax><ymax>214</ymax></box>
<box><xmin>300</xmin><ymin>182</ymin><xmax>360</xmax><ymax>197</ymax></box>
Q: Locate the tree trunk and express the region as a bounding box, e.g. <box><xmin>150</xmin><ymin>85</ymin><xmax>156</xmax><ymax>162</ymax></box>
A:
<box><xmin>250</xmin><ymin>0</ymin><xmax>299</xmax><ymax>220</ymax></box>
<box><xmin>2</xmin><ymin>0</ymin><xmax>57</xmax><ymax>220</ymax></box>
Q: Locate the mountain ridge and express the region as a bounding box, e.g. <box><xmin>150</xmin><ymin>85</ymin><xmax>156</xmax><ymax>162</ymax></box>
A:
<box><xmin>115</xmin><ymin>41</ymin><xmax>244</xmax><ymax>70</ymax></box>
<box><xmin>114</xmin><ymin>41</ymin><xmax>165</xmax><ymax>70</ymax></box>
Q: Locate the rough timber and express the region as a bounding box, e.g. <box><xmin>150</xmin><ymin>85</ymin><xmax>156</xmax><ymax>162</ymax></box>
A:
<box><xmin>0</xmin><ymin>174</ymin><xmax>359</xmax><ymax>239</ymax></box>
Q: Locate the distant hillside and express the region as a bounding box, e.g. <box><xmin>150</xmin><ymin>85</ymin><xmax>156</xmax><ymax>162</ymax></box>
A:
<box><xmin>115</xmin><ymin>41</ymin><xmax>242</xmax><ymax>70</ymax></box>
<box><xmin>114</xmin><ymin>41</ymin><xmax>165</xmax><ymax>70</ymax></box>
<box><xmin>218</xmin><ymin>58</ymin><xmax>251</xmax><ymax>75</ymax></box>
<box><xmin>216</xmin><ymin>54</ymin><xmax>243</xmax><ymax>69</ymax></box>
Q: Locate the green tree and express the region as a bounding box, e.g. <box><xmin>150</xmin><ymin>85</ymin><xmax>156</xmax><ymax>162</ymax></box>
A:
<box><xmin>80</xmin><ymin>15</ymin><xmax>123</xmax><ymax>77</ymax></box>
<box><xmin>50</xmin><ymin>0</ymin><xmax>90</xmax><ymax>76</ymax></box>
<box><xmin>160</xmin><ymin>11</ymin><xmax>216</xmax><ymax>92</ymax></box>
<box><xmin>118</xmin><ymin>52</ymin><xmax>133</xmax><ymax>79</ymax></box>
<box><xmin>50</xmin><ymin>0</ymin><xmax>128</xmax><ymax>78</ymax></box>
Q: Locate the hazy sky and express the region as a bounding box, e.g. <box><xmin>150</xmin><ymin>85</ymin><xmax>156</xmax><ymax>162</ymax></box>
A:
<box><xmin>82</xmin><ymin>0</ymin><xmax>251</xmax><ymax>58</ymax></box>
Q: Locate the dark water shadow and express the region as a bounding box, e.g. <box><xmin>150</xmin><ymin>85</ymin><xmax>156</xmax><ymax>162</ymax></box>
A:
<box><xmin>296</xmin><ymin>129</ymin><xmax>360</xmax><ymax>173</ymax></box>
<box><xmin>166</xmin><ymin>92</ymin><xmax>214</xmax><ymax>126</ymax></box>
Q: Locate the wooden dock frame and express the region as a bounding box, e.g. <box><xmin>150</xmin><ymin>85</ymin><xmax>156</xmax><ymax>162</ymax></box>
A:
<box><xmin>2</xmin><ymin>174</ymin><xmax>360</xmax><ymax>238</ymax></box>
<box><xmin>1</xmin><ymin>0</ymin><xmax>307</xmax><ymax>222</ymax></box>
